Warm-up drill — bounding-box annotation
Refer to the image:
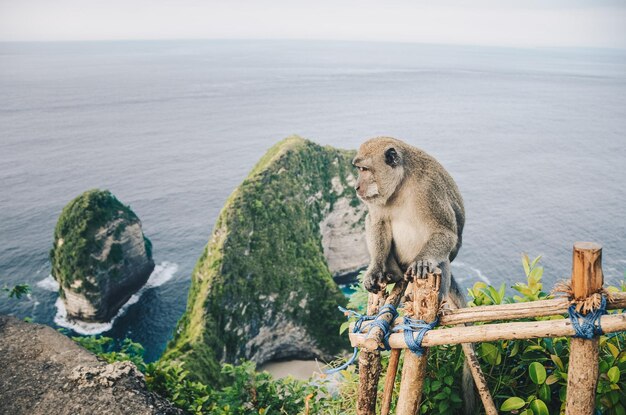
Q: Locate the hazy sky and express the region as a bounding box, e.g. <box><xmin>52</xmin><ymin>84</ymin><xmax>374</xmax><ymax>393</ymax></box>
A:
<box><xmin>1</xmin><ymin>0</ymin><xmax>625</xmax><ymax>48</ymax></box>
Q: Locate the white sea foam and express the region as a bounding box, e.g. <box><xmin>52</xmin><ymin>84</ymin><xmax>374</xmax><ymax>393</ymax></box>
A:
<box><xmin>53</xmin><ymin>261</ymin><xmax>178</xmax><ymax>335</ymax></box>
<box><xmin>145</xmin><ymin>261</ymin><xmax>179</xmax><ymax>288</ymax></box>
<box><xmin>452</xmin><ymin>261</ymin><xmax>491</xmax><ymax>285</ymax></box>
<box><xmin>36</xmin><ymin>275</ymin><xmax>60</xmax><ymax>292</ymax></box>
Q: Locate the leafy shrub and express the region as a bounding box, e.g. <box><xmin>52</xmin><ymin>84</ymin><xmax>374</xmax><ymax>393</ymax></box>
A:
<box><xmin>338</xmin><ymin>255</ymin><xmax>626</xmax><ymax>415</ymax></box>
<box><xmin>3</xmin><ymin>283</ymin><xmax>31</xmax><ymax>299</ymax></box>
<box><xmin>466</xmin><ymin>255</ymin><xmax>626</xmax><ymax>415</ymax></box>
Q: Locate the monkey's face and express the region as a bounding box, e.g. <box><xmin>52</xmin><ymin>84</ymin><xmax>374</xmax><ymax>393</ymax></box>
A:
<box><xmin>353</xmin><ymin>140</ymin><xmax>404</xmax><ymax>206</ymax></box>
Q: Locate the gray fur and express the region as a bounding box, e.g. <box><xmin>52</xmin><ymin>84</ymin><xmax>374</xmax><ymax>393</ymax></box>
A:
<box><xmin>353</xmin><ymin>136</ymin><xmax>476</xmax><ymax>414</ymax></box>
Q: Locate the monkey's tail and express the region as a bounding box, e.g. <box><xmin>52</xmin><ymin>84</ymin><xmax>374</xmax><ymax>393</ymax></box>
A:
<box><xmin>449</xmin><ymin>276</ymin><xmax>479</xmax><ymax>415</ymax></box>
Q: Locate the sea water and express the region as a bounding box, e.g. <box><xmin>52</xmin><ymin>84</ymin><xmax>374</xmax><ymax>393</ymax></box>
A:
<box><xmin>1</xmin><ymin>40</ymin><xmax>625</xmax><ymax>362</ymax></box>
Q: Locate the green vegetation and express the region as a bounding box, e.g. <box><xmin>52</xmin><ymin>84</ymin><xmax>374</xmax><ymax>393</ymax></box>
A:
<box><xmin>3</xmin><ymin>283</ymin><xmax>31</xmax><ymax>299</ymax></box>
<box><xmin>49</xmin><ymin>189</ymin><xmax>152</xmax><ymax>299</ymax></box>
<box><xmin>74</xmin><ymin>334</ymin><xmax>345</xmax><ymax>415</ymax></box>
<box><xmin>73</xmin><ymin>256</ymin><xmax>626</xmax><ymax>414</ymax></box>
<box><xmin>337</xmin><ymin>256</ymin><xmax>626</xmax><ymax>415</ymax></box>
<box><xmin>162</xmin><ymin>136</ymin><xmax>355</xmax><ymax>385</ymax></box>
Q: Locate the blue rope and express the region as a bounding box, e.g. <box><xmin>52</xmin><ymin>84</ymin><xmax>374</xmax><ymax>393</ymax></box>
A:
<box><xmin>324</xmin><ymin>304</ymin><xmax>398</xmax><ymax>374</ymax></box>
<box><xmin>393</xmin><ymin>316</ymin><xmax>439</xmax><ymax>356</ymax></box>
<box><xmin>567</xmin><ymin>295</ymin><xmax>607</xmax><ymax>339</ymax></box>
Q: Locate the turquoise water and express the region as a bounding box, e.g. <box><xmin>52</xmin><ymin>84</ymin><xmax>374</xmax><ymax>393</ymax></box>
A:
<box><xmin>1</xmin><ymin>40</ymin><xmax>625</xmax><ymax>361</ymax></box>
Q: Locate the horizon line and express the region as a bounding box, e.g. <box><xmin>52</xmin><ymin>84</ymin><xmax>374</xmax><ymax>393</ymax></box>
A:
<box><xmin>1</xmin><ymin>37</ymin><xmax>625</xmax><ymax>52</ymax></box>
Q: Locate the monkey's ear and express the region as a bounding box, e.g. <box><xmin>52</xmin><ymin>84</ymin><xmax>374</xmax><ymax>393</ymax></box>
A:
<box><xmin>384</xmin><ymin>147</ymin><xmax>400</xmax><ymax>167</ymax></box>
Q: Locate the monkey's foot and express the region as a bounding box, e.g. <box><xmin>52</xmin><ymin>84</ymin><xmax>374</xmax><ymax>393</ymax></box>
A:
<box><xmin>406</xmin><ymin>259</ymin><xmax>440</xmax><ymax>279</ymax></box>
<box><xmin>363</xmin><ymin>269</ymin><xmax>387</xmax><ymax>293</ymax></box>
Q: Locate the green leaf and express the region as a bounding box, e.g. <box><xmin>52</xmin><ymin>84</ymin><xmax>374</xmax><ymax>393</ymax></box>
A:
<box><xmin>529</xmin><ymin>362</ymin><xmax>547</xmax><ymax>385</ymax></box>
<box><xmin>529</xmin><ymin>266</ymin><xmax>543</xmax><ymax>282</ymax></box>
<box><xmin>522</xmin><ymin>254</ymin><xmax>530</xmax><ymax>277</ymax></box>
<box><xmin>538</xmin><ymin>383</ymin><xmax>550</xmax><ymax>401</ymax></box>
<box><xmin>530</xmin><ymin>255</ymin><xmax>542</xmax><ymax>269</ymax></box>
<box><xmin>607</xmin><ymin>342</ymin><xmax>619</xmax><ymax>358</ymax></box>
<box><xmin>498</xmin><ymin>283</ymin><xmax>506</xmax><ymax>302</ymax></box>
<box><xmin>529</xmin><ymin>399</ymin><xmax>549</xmax><ymax>415</ymax></box>
<box><xmin>450</xmin><ymin>393</ymin><xmax>463</xmax><ymax>403</ymax></box>
<box><xmin>607</xmin><ymin>366</ymin><xmax>620</xmax><ymax>384</ymax></box>
<box><xmin>550</xmin><ymin>354</ymin><xmax>565</xmax><ymax>371</ymax></box>
<box><xmin>501</xmin><ymin>397</ymin><xmax>526</xmax><ymax>411</ymax></box>
<box><xmin>545</xmin><ymin>374</ymin><xmax>559</xmax><ymax>385</ymax></box>
<box><xmin>480</xmin><ymin>343</ymin><xmax>502</xmax><ymax>366</ymax></box>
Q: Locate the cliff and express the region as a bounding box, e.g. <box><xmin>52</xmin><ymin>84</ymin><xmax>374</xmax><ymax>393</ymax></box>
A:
<box><xmin>162</xmin><ymin>136</ymin><xmax>368</xmax><ymax>384</ymax></box>
<box><xmin>50</xmin><ymin>189</ymin><xmax>155</xmax><ymax>322</ymax></box>
<box><xmin>0</xmin><ymin>315</ymin><xmax>182</xmax><ymax>415</ymax></box>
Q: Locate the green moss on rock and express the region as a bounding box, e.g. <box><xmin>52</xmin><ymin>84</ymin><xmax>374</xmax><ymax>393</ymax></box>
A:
<box><xmin>50</xmin><ymin>189</ymin><xmax>155</xmax><ymax>321</ymax></box>
<box><xmin>163</xmin><ymin>136</ymin><xmax>357</xmax><ymax>384</ymax></box>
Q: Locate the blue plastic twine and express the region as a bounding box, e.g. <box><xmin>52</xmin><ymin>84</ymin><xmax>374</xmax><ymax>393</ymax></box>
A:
<box><xmin>567</xmin><ymin>295</ymin><xmax>607</xmax><ymax>339</ymax></box>
<box><xmin>393</xmin><ymin>316</ymin><xmax>439</xmax><ymax>356</ymax></box>
<box><xmin>324</xmin><ymin>304</ymin><xmax>398</xmax><ymax>374</ymax></box>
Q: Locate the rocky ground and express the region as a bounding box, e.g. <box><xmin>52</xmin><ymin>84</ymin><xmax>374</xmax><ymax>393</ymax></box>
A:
<box><xmin>0</xmin><ymin>315</ymin><xmax>183</xmax><ymax>415</ymax></box>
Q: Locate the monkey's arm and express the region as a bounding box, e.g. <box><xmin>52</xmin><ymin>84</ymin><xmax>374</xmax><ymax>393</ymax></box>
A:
<box><xmin>363</xmin><ymin>213</ymin><xmax>398</xmax><ymax>293</ymax></box>
<box><xmin>408</xmin><ymin>193</ymin><xmax>459</xmax><ymax>282</ymax></box>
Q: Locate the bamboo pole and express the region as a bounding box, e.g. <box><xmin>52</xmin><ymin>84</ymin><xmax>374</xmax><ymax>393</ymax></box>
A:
<box><xmin>357</xmin><ymin>292</ymin><xmax>386</xmax><ymax>415</ymax></box>
<box><xmin>349</xmin><ymin>312</ymin><xmax>626</xmax><ymax>349</ymax></box>
<box><xmin>396</xmin><ymin>273</ymin><xmax>440</xmax><ymax>415</ymax></box>
<box><xmin>460</xmin><ymin>342</ymin><xmax>497</xmax><ymax>415</ymax></box>
<box><xmin>448</xmin><ymin>300</ymin><xmax>498</xmax><ymax>415</ymax></box>
<box><xmin>363</xmin><ymin>279</ymin><xmax>410</xmax><ymax>350</ymax></box>
<box><xmin>357</xmin><ymin>279</ymin><xmax>409</xmax><ymax>415</ymax></box>
<box><xmin>566</xmin><ymin>242</ymin><xmax>603</xmax><ymax>415</ymax></box>
<box><xmin>351</xmin><ymin>292</ymin><xmax>626</xmax><ymax>332</ymax></box>
<box><xmin>380</xmin><ymin>349</ymin><xmax>401</xmax><ymax>415</ymax></box>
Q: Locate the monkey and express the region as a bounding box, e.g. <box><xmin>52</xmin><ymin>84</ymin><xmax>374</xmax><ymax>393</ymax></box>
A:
<box><xmin>353</xmin><ymin>136</ymin><xmax>477</xmax><ymax>414</ymax></box>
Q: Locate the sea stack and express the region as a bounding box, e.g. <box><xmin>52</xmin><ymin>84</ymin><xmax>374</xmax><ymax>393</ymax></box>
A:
<box><xmin>50</xmin><ymin>189</ymin><xmax>154</xmax><ymax>322</ymax></box>
<box><xmin>162</xmin><ymin>136</ymin><xmax>368</xmax><ymax>384</ymax></box>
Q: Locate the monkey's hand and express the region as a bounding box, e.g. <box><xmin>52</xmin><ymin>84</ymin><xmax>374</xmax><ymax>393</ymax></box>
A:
<box><xmin>406</xmin><ymin>259</ymin><xmax>441</xmax><ymax>279</ymax></box>
<box><xmin>363</xmin><ymin>266</ymin><xmax>394</xmax><ymax>293</ymax></box>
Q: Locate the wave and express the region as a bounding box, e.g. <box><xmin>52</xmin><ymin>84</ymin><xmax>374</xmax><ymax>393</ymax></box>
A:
<box><xmin>145</xmin><ymin>261</ymin><xmax>179</xmax><ymax>288</ymax></box>
<box><xmin>452</xmin><ymin>261</ymin><xmax>491</xmax><ymax>285</ymax></box>
<box><xmin>36</xmin><ymin>275</ymin><xmax>59</xmax><ymax>292</ymax></box>
<box><xmin>51</xmin><ymin>261</ymin><xmax>178</xmax><ymax>335</ymax></box>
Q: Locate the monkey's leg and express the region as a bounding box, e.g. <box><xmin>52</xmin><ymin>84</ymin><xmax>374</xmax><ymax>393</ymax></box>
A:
<box><xmin>448</xmin><ymin>277</ymin><xmax>498</xmax><ymax>415</ymax></box>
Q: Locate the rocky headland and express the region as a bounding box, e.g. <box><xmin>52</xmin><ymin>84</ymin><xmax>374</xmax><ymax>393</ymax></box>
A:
<box><xmin>162</xmin><ymin>136</ymin><xmax>368</xmax><ymax>384</ymax></box>
<box><xmin>50</xmin><ymin>189</ymin><xmax>155</xmax><ymax>323</ymax></box>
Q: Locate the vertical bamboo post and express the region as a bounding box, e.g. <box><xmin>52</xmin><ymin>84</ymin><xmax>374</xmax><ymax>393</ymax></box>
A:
<box><xmin>565</xmin><ymin>242</ymin><xmax>603</xmax><ymax>415</ymax></box>
<box><xmin>380</xmin><ymin>348</ymin><xmax>401</xmax><ymax>415</ymax></box>
<box><xmin>396</xmin><ymin>273</ymin><xmax>440</xmax><ymax>415</ymax></box>
<box><xmin>357</xmin><ymin>292</ymin><xmax>386</xmax><ymax>415</ymax></box>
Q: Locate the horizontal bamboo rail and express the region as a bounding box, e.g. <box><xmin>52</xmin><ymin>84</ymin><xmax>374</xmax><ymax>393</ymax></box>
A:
<box><xmin>350</xmin><ymin>312</ymin><xmax>626</xmax><ymax>350</ymax></box>
<box><xmin>351</xmin><ymin>292</ymin><xmax>626</xmax><ymax>338</ymax></box>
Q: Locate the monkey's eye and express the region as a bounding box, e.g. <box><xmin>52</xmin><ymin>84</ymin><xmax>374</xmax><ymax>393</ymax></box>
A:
<box><xmin>357</xmin><ymin>166</ymin><xmax>369</xmax><ymax>172</ymax></box>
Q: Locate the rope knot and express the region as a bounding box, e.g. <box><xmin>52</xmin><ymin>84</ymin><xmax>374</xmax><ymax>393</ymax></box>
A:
<box><xmin>393</xmin><ymin>316</ymin><xmax>439</xmax><ymax>356</ymax></box>
<box><xmin>567</xmin><ymin>295</ymin><xmax>607</xmax><ymax>339</ymax></box>
<box><xmin>325</xmin><ymin>304</ymin><xmax>399</xmax><ymax>374</ymax></box>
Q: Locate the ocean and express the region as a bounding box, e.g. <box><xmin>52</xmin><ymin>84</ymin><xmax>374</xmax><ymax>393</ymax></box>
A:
<box><xmin>1</xmin><ymin>40</ymin><xmax>625</xmax><ymax>363</ymax></box>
